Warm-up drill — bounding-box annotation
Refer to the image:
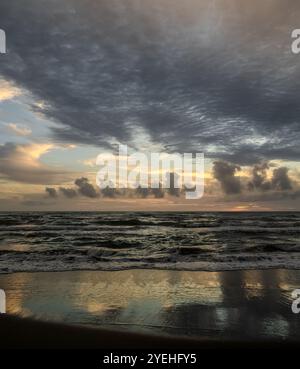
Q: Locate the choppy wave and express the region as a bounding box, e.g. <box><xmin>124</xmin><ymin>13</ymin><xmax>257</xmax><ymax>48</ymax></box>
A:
<box><xmin>0</xmin><ymin>212</ymin><xmax>300</xmax><ymax>273</ymax></box>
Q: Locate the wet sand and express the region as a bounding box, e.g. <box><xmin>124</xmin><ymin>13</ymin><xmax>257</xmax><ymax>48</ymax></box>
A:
<box><xmin>0</xmin><ymin>269</ymin><xmax>300</xmax><ymax>347</ymax></box>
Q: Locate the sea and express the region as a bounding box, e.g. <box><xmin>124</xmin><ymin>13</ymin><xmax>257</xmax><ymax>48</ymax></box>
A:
<box><xmin>0</xmin><ymin>212</ymin><xmax>300</xmax><ymax>273</ymax></box>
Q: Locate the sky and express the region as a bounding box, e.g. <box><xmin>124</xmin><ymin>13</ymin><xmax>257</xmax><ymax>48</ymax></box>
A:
<box><xmin>0</xmin><ymin>0</ymin><xmax>300</xmax><ymax>211</ymax></box>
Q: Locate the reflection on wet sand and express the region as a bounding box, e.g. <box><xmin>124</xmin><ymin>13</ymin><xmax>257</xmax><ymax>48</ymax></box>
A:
<box><xmin>0</xmin><ymin>269</ymin><xmax>299</xmax><ymax>341</ymax></box>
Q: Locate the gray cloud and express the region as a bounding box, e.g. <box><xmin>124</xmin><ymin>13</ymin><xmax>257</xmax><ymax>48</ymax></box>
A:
<box><xmin>0</xmin><ymin>1</ymin><xmax>300</xmax><ymax>164</ymax></box>
<box><xmin>0</xmin><ymin>142</ymin><xmax>71</xmax><ymax>185</ymax></box>
<box><xmin>248</xmin><ymin>162</ymin><xmax>271</xmax><ymax>191</ymax></box>
<box><xmin>135</xmin><ymin>186</ymin><xmax>151</xmax><ymax>199</ymax></box>
<box><xmin>272</xmin><ymin>167</ymin><xmax>292</xmax><ymax>191</ymax></box>
<box><xmin>59</xmin><ymin>187</ymin><xmax>77</xmax><ymax>198</ymax></box>
<box><xmin>213</xmin><ymin>161</ymin><xmax>241</xmax><ymax>195</ymax></box>
<box><xmin>101</xmin><ymin>186</ymin><xmax>117</xmax><ymax>198</ymax></box>
<box><xmin>248</xmin><ymin>163</ymin><xmax>293</xmax><ymax>192</ymax></box>
<box><xmin>45</xmin><ymin>187</ymin><xmax>57</xmax><ymax>198</ymax></box>
<box><xmin>75</xmin><ymin>177</ymin><xmax>98</xmax><ymax>198</ymax></box>
<box><xmin>152</xmin><ymin>184</ymin><xmax>165</xmax><ymax>199</ymax></box>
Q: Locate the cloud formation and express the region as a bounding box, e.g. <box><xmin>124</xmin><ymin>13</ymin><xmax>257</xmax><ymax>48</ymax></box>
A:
<box><xmin>213</xmin><ymin>161</ymin><xmax>241</xmax><ymax>195</ymax></box>
<box><xmin>214</xmin><ymin>160</ymin><xmax>294</xmax><ymax>196</ymax></box>
<box><xmin>0</xmin><ymin>79</ymin><xmax>21</xmax><ymax>101</ymax></box>
<box><xmin>248</xmin><ymin>163</ymin><xmax>271</xmax><ymax>191</ymax></box>
<box><xmin>272</xmin><ymin>167</ymin><xmax>292</xmax><ymax>191</ymax></box>
<box><xmin>248</xmin><ymin>163</ymin><xmax>293</xmax><ymax>192</ymax></box>
<box><xmin>0</xmin><ymin>142</ymin><xmax>69</xmax><ymax>184</ymax></box>
<box><xmin>59</xmin><ymin>187</ymin><xmax>77</xmax><ymax>198</ymax></box>
<box><xmin>6</xmin><ymin>123</ymin><xmax>32</xmax><ymax>136</ymax></box>
<box><xmin>75</xmin><ymin>177</ymin><xmax>98</xmax><ymax>198</ymax></box>
<box><xmin>45</xmin><ymin>187</ymin><xmax>57</xmax><ymax>198</ymax></box>
<box><xmin>0</xmin><ymin>1</ymin><xmax>299</xmax><ymax>164</ymax></box>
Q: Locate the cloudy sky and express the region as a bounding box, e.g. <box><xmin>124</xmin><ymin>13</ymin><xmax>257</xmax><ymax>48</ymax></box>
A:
<box><xmin>0</xmin><ymin>0</ymin><xmax>300</xmax><ymax>211</ymax></box>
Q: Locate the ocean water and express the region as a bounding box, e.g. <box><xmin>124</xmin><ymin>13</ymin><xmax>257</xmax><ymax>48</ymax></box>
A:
<box><xmin>0</xmin><ymin>212</ymin><xmax>300</xmax><ymax>273</ymax></box>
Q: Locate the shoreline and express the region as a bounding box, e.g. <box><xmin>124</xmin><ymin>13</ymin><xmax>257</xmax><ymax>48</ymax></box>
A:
<box><xmin>0</xmin><ymin>268</ymin><xmax>299</xmax><ymax>343</ymax></box>
<box><xmin>2</xmin><ymin>314</ymin><xmax>300</xmax><ymax>349</ymax></box>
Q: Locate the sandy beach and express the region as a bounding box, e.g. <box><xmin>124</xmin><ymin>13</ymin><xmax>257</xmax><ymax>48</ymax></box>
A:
<box><xmin>0</xmin><ymin>269</ymin><xmax>300</xmax><ymax>348</ymax></box>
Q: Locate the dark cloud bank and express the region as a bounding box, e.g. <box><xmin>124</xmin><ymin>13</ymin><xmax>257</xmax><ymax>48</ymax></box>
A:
<box><xmin>212</xmin><ymin>160</ymin><xmax>294</xmax><ymax>197</ymax></box>
<box><xmin>213</xmin><ymin>161</ymin><xmax>241</xmax><ymax>195</ymax></box>
<box><xmin>46</xmin><ymin>176</ymin><xmax>173</xmax><ymax>200</ymax></box>
<box><xmin>45</xmin><ymin>160</ymin><xmax>297</xmax><ymax>202</ymax></box>
<box><xmin>59</xmin><ymin>187</ymin><xmax>77</xmax><ymax>198</ymax></box>
<box><xmin>46</xmin><ymin>177</ymin><xmax>99</xmax><ymax>200</ymax></box>
<box><xmin>45</xmin><ymin>187</ymin><xmax>57</xmax><ymax>198</ymax></box>
<box><xmin>0</xmin><ymin>0</ymin><xmax>300</xmax><ymax>165</ymax></box>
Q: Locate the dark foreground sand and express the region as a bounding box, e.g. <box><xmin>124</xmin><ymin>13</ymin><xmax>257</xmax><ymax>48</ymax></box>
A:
<box><xmin>0</xmin><ymin>269</ymin><xmax>300</xmax><ymax>348</ymax></box>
